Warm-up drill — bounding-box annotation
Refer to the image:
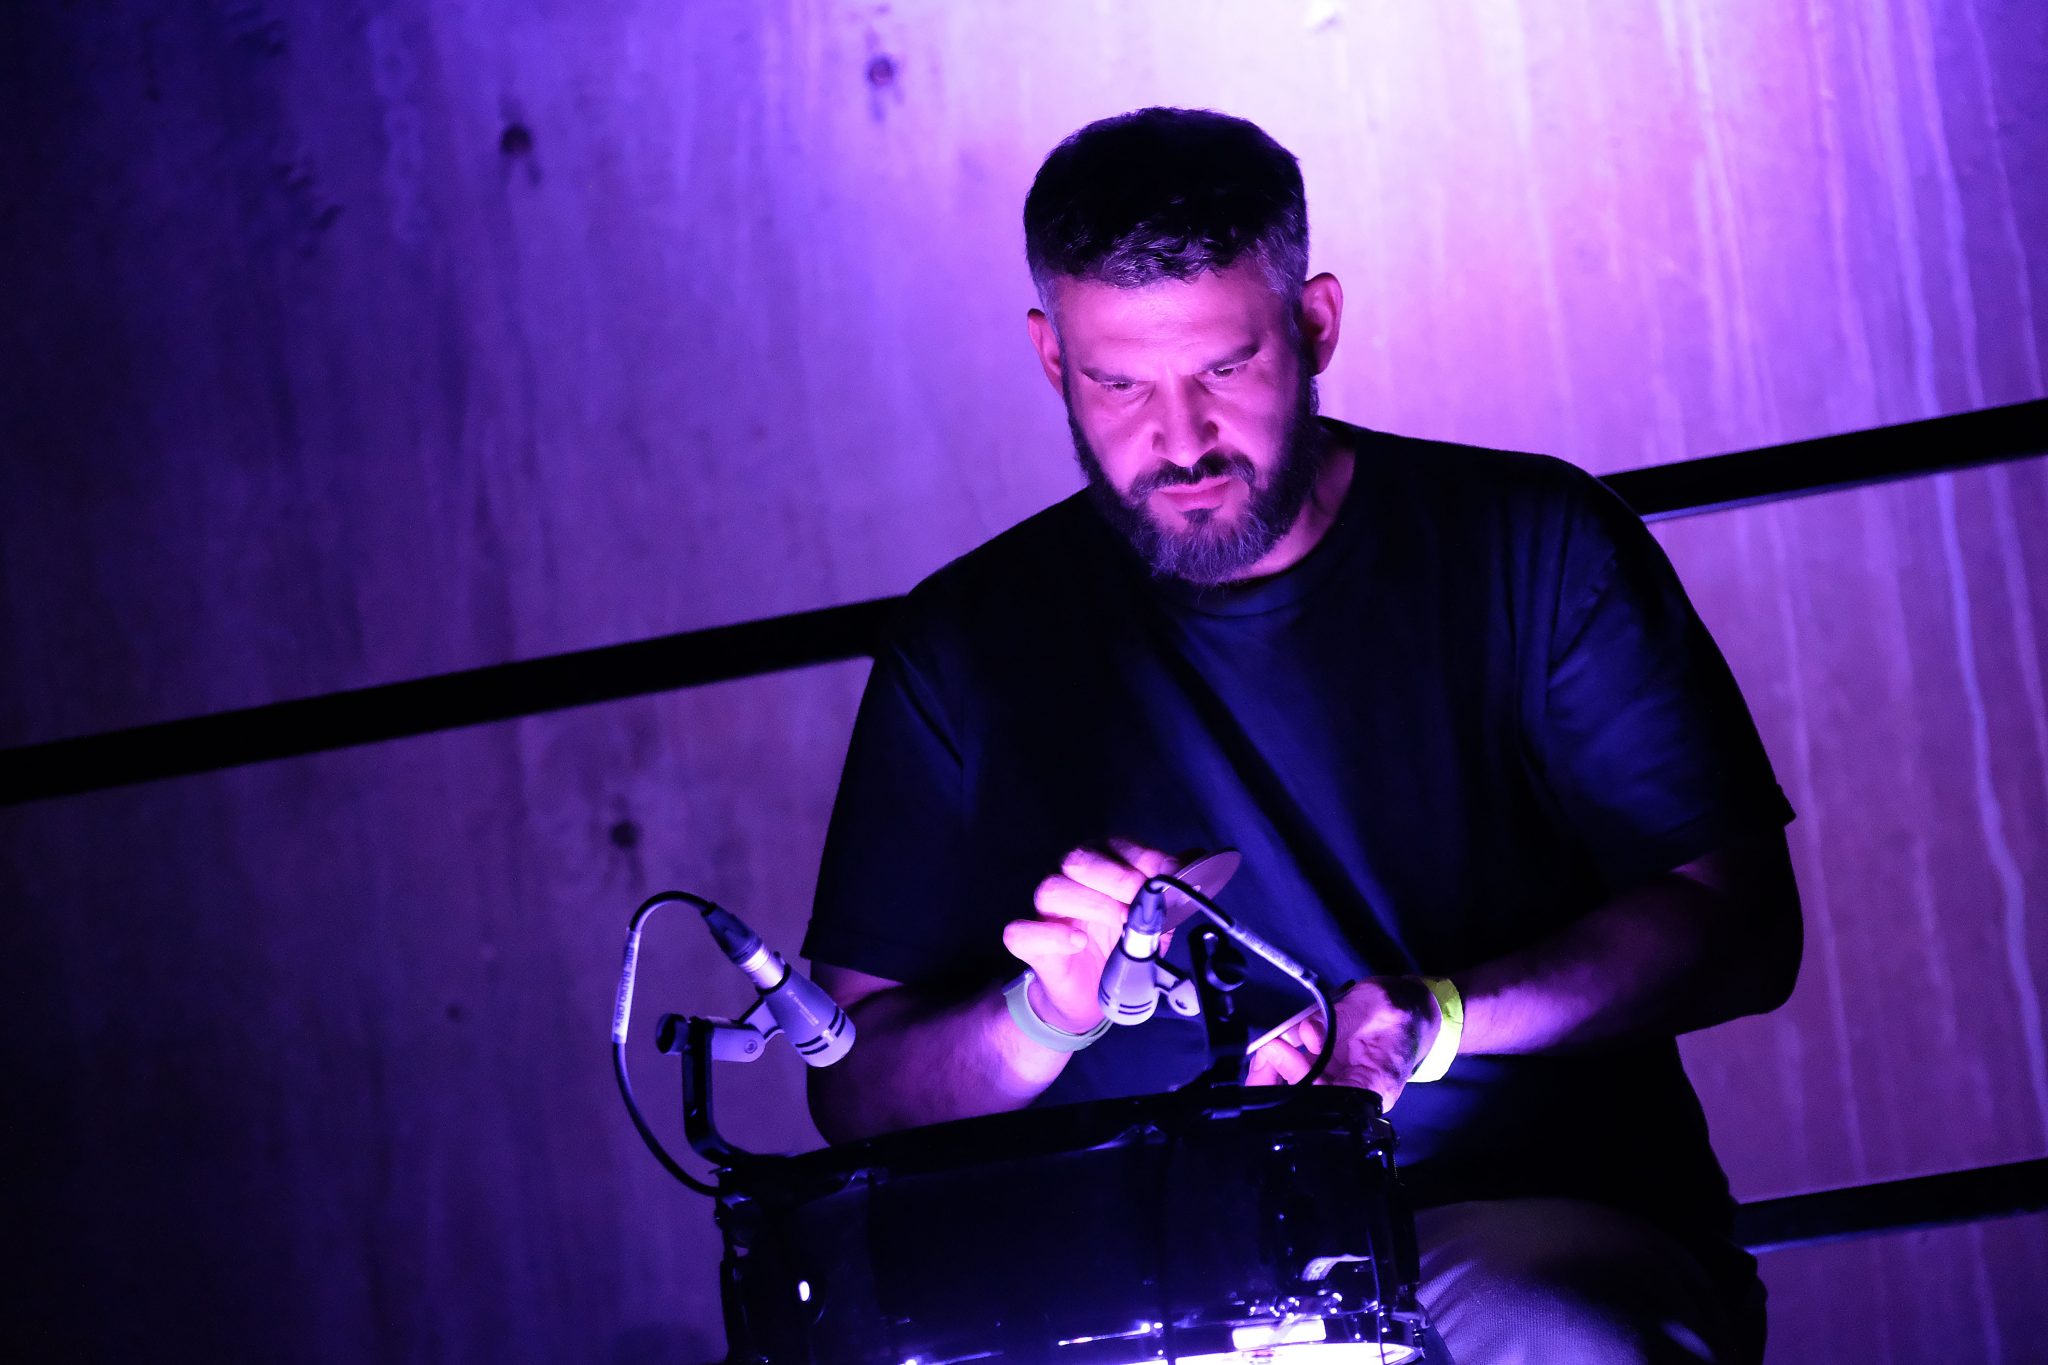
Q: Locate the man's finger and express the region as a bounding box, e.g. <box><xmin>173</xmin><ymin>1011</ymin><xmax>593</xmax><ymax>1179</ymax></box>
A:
<box><xmin>1032</xmin><ymin>875</ymin><xmax>1132</xmax><ymax>929</ymax></box>
<box><xmin>1002</xmin><ymin>918</ymin><xmax>1088</xmax><ymax>964</ymax></box>
<box><xmin>1061</xmin><ymin>845</ymin><xmax>1150</xmax><ymax>902</ymax></box>
<box><xmin>1249</xmin><ymin>1039</ymin><xmax>1313</xmax><ymax>1085</ymax></box>
<box><xmin>1105</xmin><ymin>836</ymin><xmax>1176</xmax><ymax>878</ymax></box>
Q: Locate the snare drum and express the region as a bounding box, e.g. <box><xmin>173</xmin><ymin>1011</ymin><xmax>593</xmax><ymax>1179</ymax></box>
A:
<box><xmin>714</xmin><ymin>1087</ymin><xmax>1429</xmax><ymax>1364</ymax></box>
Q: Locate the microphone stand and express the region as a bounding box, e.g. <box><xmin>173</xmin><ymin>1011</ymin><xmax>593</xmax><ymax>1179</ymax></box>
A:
<box><xmin>612</xmin><ymin>890</ymin><xmax>854</xmax><ymax>1191</ymax></box>
<box><xmin>655</xmin><ymin>999</ymin><xmax>783</xmax><ymax>1170</ymax></box>
<box><xmin>1136</xmin><ymin>874</ymin><xmax>1342</xmax><ymax>1097</ymax></box>
<box><xmin>1186</xmin><ymin>923</ymin><xmax>1251</xmax><ymax>1087</ymax></box>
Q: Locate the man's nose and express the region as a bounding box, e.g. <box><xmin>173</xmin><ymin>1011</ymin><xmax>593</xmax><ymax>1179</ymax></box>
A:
<box><xmin>1153</xmin><ymin>381</ymin><xmax>1218</xmax><ymax>467</ymax></box>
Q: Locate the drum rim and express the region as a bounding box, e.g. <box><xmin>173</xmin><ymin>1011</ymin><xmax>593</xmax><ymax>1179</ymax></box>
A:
<box><xmin>720</xmin><ymin>1084</ymin><xmax>1392</xmax><ymax>1201</ymax></box>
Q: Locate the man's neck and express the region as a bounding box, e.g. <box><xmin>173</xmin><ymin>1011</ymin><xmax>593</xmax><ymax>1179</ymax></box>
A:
<box><xmin>1225</xmin><ymin>434</ymin><xmax>1357</xmax><ymax>584</ymax></box>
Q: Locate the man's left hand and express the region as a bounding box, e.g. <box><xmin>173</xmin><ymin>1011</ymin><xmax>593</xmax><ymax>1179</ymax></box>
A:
<box><xmin>1246</xmin><ymin>976</ymin><xmax>1441</xmax><ymax>1111</ymax></box>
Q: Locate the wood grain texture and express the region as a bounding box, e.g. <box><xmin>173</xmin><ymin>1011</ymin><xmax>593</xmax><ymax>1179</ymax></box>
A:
<box><xmin>2</xmin><ymin>2</ymin><xmax>2043</xmax><ymax>1361</ymax></box>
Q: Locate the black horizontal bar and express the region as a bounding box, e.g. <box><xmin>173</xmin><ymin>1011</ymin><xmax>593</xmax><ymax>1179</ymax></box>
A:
<box><xmin>1614</xmin><ymin>398</ymin><xmax>2047</xmax><ymax>522</ymax></box>
<box><xmin>2</xmin><ymin>398</ymin><xmax>2042</xmax><ymax>805</ymax></box>
<box><xmin>0</xmin><ymin>597</ymin><xmax>900</xmax><ymax>805</ymax></box>
<box><xmin>1735</xmin><ymin>1156</ymin><xmax>2048</xmax><ymax>1254</ymax></box>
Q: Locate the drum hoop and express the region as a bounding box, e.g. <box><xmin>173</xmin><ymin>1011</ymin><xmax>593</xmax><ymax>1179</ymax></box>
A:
<box><xmin>721</xmin><ymin>1085</ymin><xmax>1392</xmax><ymax>1205</ymax></box>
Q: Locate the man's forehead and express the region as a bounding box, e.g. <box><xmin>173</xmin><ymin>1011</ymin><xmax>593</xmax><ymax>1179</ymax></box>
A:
<box><xmin>1049</xmin><ymin>265</ymin><xmax>1287</xmax><ymax>362</ymax></box>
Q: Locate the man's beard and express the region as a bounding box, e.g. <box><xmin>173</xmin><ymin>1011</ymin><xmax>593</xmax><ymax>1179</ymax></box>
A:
<box><xmin>1069</xmin><ymin>361</ymin><xmax>1327</xmax><ymax>585</ymax></box>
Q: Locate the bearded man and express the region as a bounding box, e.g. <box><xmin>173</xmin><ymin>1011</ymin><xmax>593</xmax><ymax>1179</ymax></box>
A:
<box><xmin>801</xmin><ymin>106</ymin><xmax>1801</xmax><ymax>1365</ymax></box>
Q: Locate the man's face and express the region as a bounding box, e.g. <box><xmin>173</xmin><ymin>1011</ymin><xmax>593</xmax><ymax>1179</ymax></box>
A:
<box><xmin>1036</xmin><ymin>260</ymin><xmax>1327</xmax><ymax>584</ymax></box>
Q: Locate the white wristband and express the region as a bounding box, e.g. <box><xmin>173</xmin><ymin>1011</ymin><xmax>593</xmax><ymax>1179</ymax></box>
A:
<box><xmin>1003</xmin><ymin>970</ymin><xmax>1110</xmax><ymax>1052</ymax></box>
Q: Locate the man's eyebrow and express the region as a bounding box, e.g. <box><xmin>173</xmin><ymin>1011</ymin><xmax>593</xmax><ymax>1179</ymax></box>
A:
<box><xmin>1078</xmin><ymin>363</ymin><xmax>1139</xmax><ymax>385</ymax></box>
<box><xmin>1201</xmin><ymin>341</ymin><xmax>1261</xmax><ymax>370</ymax></box>
<box><xmin>1078</xmin><ymin>342</ymin><xmax>1262</xmax><ymax>386</ymax></box>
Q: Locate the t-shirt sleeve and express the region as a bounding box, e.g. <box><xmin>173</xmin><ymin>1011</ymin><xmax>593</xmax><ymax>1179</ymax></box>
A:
<box><xmin>1530</xmin><ymin>474</ymin><xmax>1794</xmax><ymax>889</ymax></box>
<box><xmin>800</xmin><ymin>625</ymin><xmax>975</xmax><ymax>986</ymax></box>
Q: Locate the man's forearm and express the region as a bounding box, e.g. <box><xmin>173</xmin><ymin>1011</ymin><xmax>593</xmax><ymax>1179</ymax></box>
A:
<box><xmin>1458</xmin><ymin>841</ymin><xmax>1801</xmax><ymax>1055</ymax></box>
<box><xmin>808</xmin><ymin>981</ymin><xmax>1070</xmax><ymax>1143</ymax></box>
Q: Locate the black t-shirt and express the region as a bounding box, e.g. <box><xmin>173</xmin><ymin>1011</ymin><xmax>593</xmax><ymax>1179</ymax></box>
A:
<box><xmin>803</xmin><ymin>419</ymin><xmax>1793</xmax><ymax>1243</ymax></box>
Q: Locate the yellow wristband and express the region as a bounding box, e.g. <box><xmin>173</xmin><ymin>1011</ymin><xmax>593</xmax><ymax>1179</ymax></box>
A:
<box><xmin>1410</xmin><ymin>976</ymin><xmax>1463</xmax><ymax>1083</ymax></box>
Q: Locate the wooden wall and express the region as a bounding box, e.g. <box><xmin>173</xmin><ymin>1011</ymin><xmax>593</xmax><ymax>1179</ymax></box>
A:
<box><xmin>2</xmin><ymin>2</ymin><xmax>2043</xmax><ymax>1361</ymax></box>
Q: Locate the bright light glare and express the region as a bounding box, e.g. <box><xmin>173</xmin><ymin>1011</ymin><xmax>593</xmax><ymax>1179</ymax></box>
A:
<box><xmin>1058</xmin><ymin>1323</ymin><xmax>1159</xmax><ymax>1347</ymax></box>
<box><xmin>797</xmin><ymin>1280</ymin><xmax>811</xmax><ymax>1303</ymax></box>
<box><xmin>1233</xmin><ymin>1319</ymin><xmax>1328</xmax><ymax>1349</ymax></box>
<box><xmin>1172</xmin><ymin>1343</ymin><xmax>1417</xmax><ymax>1365</ymax></box>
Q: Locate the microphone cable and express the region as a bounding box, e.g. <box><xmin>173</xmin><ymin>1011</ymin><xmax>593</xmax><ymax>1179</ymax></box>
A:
<box><xmin>612</xmin><ymin>891</ymin><xmax>719</xmax><ymax>1197</ymax></box>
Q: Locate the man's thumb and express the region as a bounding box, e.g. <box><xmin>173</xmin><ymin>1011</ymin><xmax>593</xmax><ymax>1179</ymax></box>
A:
<box><xmin>1003</xmin><ymin>918</ymin><xmax>1088</xmax><ymax>970</ymax></box>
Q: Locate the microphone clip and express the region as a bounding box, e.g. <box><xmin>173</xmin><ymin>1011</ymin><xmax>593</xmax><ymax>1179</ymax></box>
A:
<box><xmin>1097</xmin><ymin>874</ymin><xmax>1226</xmax><ymax>1026</ymax></box>
<box><xmin>1152</xmin><ymin>960</ymin><xmax>1205</xmax><ymax>1019</ymax></box>
<box><xmin>660</xmin><ymin>997</ymin><xmax>780</xmax><ymax>1066</ymax></box>
<box><xmin>652</xmin><ymin>1002</ymin><xmax>793</xmax><ymax>1169</ymax></box>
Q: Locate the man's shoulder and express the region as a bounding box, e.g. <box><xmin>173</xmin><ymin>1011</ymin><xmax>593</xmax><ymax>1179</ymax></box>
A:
<box><xmin>1337</xmin><ymin>418</ymin><xmax>1612</xmax><ymax>515</ymax></box>
<box><xmin>904</xmin><ymin>492</ymin><xmax>1107</xmax><ymax>612</ymax></box>
<box><xmin>1335</xmin><ymin>420</ymin><xmax>1640</xmax><ymax>576</ymax></box>
<box><xmin>883</xmin><ymin>492</ymin><xmax>1113</xmax><ymax>660</ymax></box>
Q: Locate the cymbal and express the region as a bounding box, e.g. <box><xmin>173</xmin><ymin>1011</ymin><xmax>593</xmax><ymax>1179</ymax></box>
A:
<box><xmin>1157</xmin><ymin>847</ymin><xmax>1241</xmax><ymax>932</ymax></box>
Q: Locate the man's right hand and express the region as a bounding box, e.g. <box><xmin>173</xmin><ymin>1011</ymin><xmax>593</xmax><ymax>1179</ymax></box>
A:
<box><xmin>810</xmin><ymin>838</ymin><xmax>1184</xmax><ymax>1141</ymax></box>
<box><xmin>1002</xmin><ymin>838</ymin><xmax>1178</xmax><ymax>1036</ymax></box>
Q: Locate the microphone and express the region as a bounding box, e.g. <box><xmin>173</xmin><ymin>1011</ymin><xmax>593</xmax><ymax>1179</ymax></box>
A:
<box><xmin>1097</xmin><ymin>877</ymin><xmax>1170</xmax><ymax>1025</ymax></box>
<box><xmin>701</xmin><ymin>903</ymin><xmax>855</xmax><ymax>1067</ymax></box>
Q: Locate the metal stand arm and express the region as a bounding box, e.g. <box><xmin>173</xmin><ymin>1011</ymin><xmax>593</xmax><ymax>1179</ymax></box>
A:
<box><xmin>656</xmin><ymin>999</ymin><xmax>778</xmax><ymax>1167</ymax></box>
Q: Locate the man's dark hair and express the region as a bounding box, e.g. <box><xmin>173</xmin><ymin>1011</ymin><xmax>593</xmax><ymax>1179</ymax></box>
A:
<box><xmin>1023</xmin><ymin>107</ymin><xmax>1309</xmax><ymax>312</ymax></box>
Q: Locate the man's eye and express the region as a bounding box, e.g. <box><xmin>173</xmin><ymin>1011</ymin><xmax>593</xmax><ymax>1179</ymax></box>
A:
<box><xmin>1210</xmin><ymin>365</ymin><xmax>1240</xmax><ymax>380</ymax></box>
<box><xmin>1101</xmin><ymin>380</ymin><xmax>1137</xmax><ymax>393</ymax></box>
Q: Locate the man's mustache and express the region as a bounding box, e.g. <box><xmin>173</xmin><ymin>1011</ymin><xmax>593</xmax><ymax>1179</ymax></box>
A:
<box><xmin>1129</xmin><ymin>451</ymin><xmax>1259</xmax><ymax>499</ymax></box>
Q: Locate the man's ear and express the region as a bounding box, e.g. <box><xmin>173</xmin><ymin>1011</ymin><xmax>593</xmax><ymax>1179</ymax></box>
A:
<box><xmin>1298</xmin><ymin>273</ymin><xmax>1344</xmax><ymax>376</ymax></box>
<box><xmin>1025</xmin><ymin>308</ymin><xmax>1066</xmax><ymax>397</ymax></box>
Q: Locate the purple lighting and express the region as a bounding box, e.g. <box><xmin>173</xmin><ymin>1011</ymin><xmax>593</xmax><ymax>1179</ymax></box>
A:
<box><xmin>0</xmin><ymin>5</ymin><xmax>2041</xmax><ymax>1365</ymax></box>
